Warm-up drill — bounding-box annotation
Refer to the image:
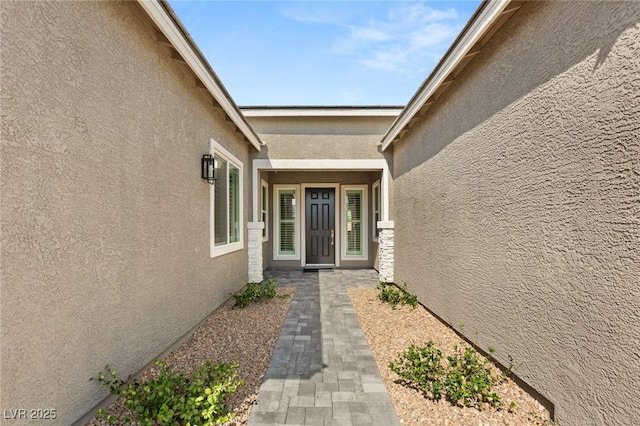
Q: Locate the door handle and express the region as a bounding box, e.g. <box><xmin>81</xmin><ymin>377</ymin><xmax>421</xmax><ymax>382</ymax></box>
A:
<box><xmin>330</xmin><ymin>229</ymin><xmax>335</xmax><ymax>246</ymax></box>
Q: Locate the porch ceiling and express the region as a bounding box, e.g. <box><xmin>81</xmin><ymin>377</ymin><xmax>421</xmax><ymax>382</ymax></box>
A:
<box><xmin>252</xmin><ymin>159</ymin><xmax>391</xmax><ymax>224</ymax></box>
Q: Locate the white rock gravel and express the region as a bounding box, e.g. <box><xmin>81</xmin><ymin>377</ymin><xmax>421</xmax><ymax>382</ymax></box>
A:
<box><xmin>348</xmin><ymin>288</ymin><xmax>554</xmax><ymax>426</ymax></box>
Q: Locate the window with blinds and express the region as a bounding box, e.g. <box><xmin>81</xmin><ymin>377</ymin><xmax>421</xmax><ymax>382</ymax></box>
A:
<box><xmin>214</xmin><ymin>156</ymin><xmax>228</xmax><ymax>246</ymax></box>
<box><xmin>210</xmin><ymin>140</ymin><xmax>243</xmax><ymax>258</ymax></box>
<box><xmin>228</xmin><ymin>165</ymin><xmax>240</xmax><ymax>244</ymax></box>
<box><xmin>278</xmin><ymin>189</ymin><xmax>296</xmax><ymax>256</ymax></box>
<box><xmin>345</xmin><ymin>189</ymin><xmax>363</xmax><ymax>256</ymax></box>
<box><xmin>261</xmin><ymin>180</ymin><xmax>268</xmax><ymax>240</ymax></box>
<box><xmin>372</xmin><ymin>180</ymin><xmax>380</xmax><ymax>241</ymax></box>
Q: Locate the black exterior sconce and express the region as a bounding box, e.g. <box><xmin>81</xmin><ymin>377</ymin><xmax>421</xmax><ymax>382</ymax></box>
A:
<box><xmin>201</xmin><ymin>154</ymin><xmax>216</xmax><ymax>184</ymax></box>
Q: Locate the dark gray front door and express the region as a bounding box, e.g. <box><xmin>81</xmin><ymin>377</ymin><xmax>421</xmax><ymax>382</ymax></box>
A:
<box><xmin>305</xmin><ymin>188</ymin><xmax>335</xmax><ymax>265</ymax></box>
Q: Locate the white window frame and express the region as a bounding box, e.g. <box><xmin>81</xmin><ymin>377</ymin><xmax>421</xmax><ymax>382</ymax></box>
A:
<box><xmin>273</xmin><ymin>184</ymin><xmax>300</xmax><ymax>260</ymax></box>
<box><xmin>372</xmin><ymin>179</ymin><xmax>381</xmax><ymax>242</ymax></box>
<box><xmin>210</xmin><ymin>138</ymin><xmax>243</xmax><ymax>258</ymax></box>
<box><xmin>260</xmin><ymin>179</ymin><xmax>269</xmax><ymax>242</ymax></box>
<box><xmin>341</xmin><ymin>185</ymin><xmax>368</xmax><ymax>261</ymax></box>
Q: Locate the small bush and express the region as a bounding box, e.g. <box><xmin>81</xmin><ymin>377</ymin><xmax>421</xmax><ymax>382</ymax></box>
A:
<box><xmin>388</xmin><ymin>342</ymin><xmax>444</xmax><ymax>399</ymax></box>
<box><xmin>233</xmin><ymin>278</ymin><xmax>278</xmax><ymax>308</ymax></box>
<box><xmin>444</xmin><ymin>345</ymin><xmax>502</xmax><ymax>408</ymax></box>
<box><xmin>377</xmin><ymin>282</ymin><xmax>419</xmax><ymax>309</ymax></box>
<box><xmin>389</xmin><ymin>341</ymin><xmax>507</xmax><ymax>410</ymax></box>
<box><xmin>91</xmin><ymin>360</ymin><xmax>243</xmax><ymax>425</ymax></box>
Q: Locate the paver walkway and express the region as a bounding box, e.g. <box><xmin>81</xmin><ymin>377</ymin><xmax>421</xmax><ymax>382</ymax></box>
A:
<box><xmin>248</xmin><ymin>269</ymin><xmax>401</xmax><ymax>426</ymax></box>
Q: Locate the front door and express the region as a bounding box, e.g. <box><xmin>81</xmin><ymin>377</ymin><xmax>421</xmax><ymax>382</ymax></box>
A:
<box><xmin>305</xmin><ymin>188</ymin><xmax>335</xmax><ymax>265</ymax></box>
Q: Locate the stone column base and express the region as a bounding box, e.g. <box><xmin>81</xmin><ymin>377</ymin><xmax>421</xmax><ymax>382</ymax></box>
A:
<box><xmin>378</xmin><ymin>221</ymin><xmax>394</xmax><ymax>283</ymax></box>
<box><xmin>247</xmin><ymin>222</ymin><xmax>264</xmax><ymax>283</ymax></box>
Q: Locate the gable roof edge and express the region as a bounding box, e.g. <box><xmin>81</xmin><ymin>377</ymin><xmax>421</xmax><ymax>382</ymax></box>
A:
<box><xmin>137</xmin><ymin>0</ymin><xmax>262</xmax><ymax>151</ymax></box>
<box><xmin>379</xmin><ymin>0</ymin><xmax>514</xmax><ymax>152</ymax></box>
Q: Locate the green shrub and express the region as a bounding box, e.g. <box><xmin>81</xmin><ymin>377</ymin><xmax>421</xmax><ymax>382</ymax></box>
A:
<box><xmin>444</xmin><ymin>345</ymin><xmax>502</xmax><ymax>408</ymax></box>
<box><xmin>388</xmin><ymin>342</ymin><xmax>444</xmax><ymax>399</ymax></box>
<box><xmin>92</xmin><ymin>360</ymin><xmax>243</xmax><ymax>425</ymax></box>
<box><xmin>401</xmin><ymin>290</ymin><xmax>419</xmax><ymax>308</ymax></box>
<box><xmin>233</xmin><ymin>278</ymin><xmax>278</xmax><ymax>308</ymax></box>
<box><xmin>376</xmin><ymin>282</ymin><xmax>419</xmax><ymax>309</ymax></box>
<box><xmin>389</xmin><ymin>341</ymin><xmax>507</xmax><ymax>410</ymax></box>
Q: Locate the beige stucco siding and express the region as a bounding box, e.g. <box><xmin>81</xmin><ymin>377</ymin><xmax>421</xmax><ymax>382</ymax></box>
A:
<box><xmin>1</xmin><ymin>1</ymin><xmax>249</xmax><ymax>423</ymax></box>
<box><xmin>248</xmin><ymin>115</ymin><xmax>395</xmax><ymax>160</ymax></box>
<box><xmin>392</xmin><ymin>1</ymin><xmax>639</xmax><ymax>425</ymax></box>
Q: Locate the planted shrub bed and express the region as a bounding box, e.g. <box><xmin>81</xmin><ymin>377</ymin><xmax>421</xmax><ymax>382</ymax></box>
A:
<box><xmin>88</xmin><ymin>285</ymin><xmax>295</xmax><ymax>426</ymax></box>
<box><xmin>349</xmin><ymin>287</ymin><xmax>554</xmax><ymax>426</ymax></box>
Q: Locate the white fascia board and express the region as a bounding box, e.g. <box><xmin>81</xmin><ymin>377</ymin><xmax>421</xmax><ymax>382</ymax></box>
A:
<box><xmin>241</xmin><ymin>108</ymin><xmax>403</xmax><ymax>118</ymax></box>
<box><xmin>380</xmin><ymin>0</ymin><xmax>512</xmax><ymax>151</ymax></box>
<box><xmin>254</xmin><ymin>159</ymin><xmax>387</xmax><ymax>171</ymax></box>
<box><xmin>137</xmin><ymin>0</ymin><xmax>262</xmax><ymax>151</ymax></box>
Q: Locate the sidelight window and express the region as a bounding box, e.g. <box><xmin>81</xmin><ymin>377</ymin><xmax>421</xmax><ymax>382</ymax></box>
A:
<box><xmin>274</xmin><ymin>185</ymin><xmax>300</xmax><ymax>259</ymax></box>
<box><xmin>372</xmin><ymin>180</ymin><xmax>380</xmax><ymax>242</ymax></box>
<box><xmin>261</xmin><ymin>179</ymin><xmax>269</xmax><ymax>241</ymax></box>
<box><xmin>341</xmin><ymin>185</ymin><xmax>368</xmax><ymax>259</ymax></box>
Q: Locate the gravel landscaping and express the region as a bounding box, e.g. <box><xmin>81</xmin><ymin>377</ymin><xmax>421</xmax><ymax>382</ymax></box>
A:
<box><xmin>348</xmin><ymin>287</ymin><xmax>554</xmax><ymax>426</ymax></box>
<box><xmin>88</xmin><ymin>279</ymin><xmax>553</xmax><ymax>426</ymax></box>
<box><xmin>87</xmin><ymin>287</ymin><xmax>296</xmax><ymax>426</ymax></box>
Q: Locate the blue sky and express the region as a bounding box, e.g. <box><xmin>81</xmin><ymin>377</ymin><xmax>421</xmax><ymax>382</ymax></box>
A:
<box><xmin>167</xmin><ymin>1</ymin><xmax>481</xmax><ymax>106</ymax></box>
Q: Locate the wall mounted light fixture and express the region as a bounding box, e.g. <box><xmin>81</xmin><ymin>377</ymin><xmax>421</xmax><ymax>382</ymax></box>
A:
<box><xmin>201</xmin><ymin>154</ymin><xmax>215</xmax><ymax>184</ymax></box>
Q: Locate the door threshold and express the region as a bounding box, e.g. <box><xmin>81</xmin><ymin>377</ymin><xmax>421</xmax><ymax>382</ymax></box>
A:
<box><xmin>304</xmin><ymin>264</ymin><xmax>335</xmax><ymax>271</ymax></box>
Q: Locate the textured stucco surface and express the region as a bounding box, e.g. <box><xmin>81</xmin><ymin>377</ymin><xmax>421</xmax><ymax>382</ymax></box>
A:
<box><xmin>247</xmin><ymin>115</ymin><xmax>395</xmax><ymax>160</ymax></box>
<box><xmin>392</xmin><ymin>2</ymin><xmax>639</xmax><ymax>425</ymax></box>
<box><xmin>1</xmin><ymin>1</ymin><xmax>250</xmax><ymax>423</ymax></box>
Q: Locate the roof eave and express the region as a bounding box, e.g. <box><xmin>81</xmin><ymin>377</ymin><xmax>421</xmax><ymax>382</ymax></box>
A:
<box><xmin>380</xmin><ymin>0</ymin><xmax>522</xmax><ymax>151</ymax></box>
<box><xmin>136</xmin><ymin>0</ymin><xmax>263</xmax><ymax>151</ymax></box>
<box><xmin>241</xmin><ymin>106</ymin><xmax>404</xmax><ymax>118</ymax></box>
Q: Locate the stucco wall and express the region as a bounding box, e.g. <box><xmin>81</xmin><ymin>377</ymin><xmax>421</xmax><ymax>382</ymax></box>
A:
<box><xmin>392</xmin><ymin>2</ymin><xmax>640</xmax><ymax>425</ymax></box>
<box><xmin>1</xmin><ymin>1</ymin><xmax>250</xmax><ymax>423</ymax></box>
<box><xmin>248</xmin><ymin>115</ymin><xmax>395</xmax><ymax>160</ymax></box>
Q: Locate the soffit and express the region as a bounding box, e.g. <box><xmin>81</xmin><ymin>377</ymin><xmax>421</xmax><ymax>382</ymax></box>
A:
<box><xmin>136</xmin><ymin>0</ymin><xmax>263</xmax><ymax>151</ymax></box>
<box><xmin>379</xmin><ymin>0</ymin><xmax>525</xmax><ymax>151</ymax></box>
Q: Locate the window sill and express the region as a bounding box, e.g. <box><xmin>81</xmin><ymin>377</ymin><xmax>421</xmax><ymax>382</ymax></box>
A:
<box><xmin>342</xmin><ymin>254</ymin><xmax>368</xmax><ymax>261</ymax></box>
<box><xmin>211</xmin><ymin>242</ymin><xmax>244</xmax><ymax>258</ymax></box>
<box><xmin>273</xmin><ymin>254</ymin><xmax>300</xmax><ymax>261</ymax></box>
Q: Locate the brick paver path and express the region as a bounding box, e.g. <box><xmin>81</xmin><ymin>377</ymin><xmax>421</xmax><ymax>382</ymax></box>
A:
<box><xmin>248</xmin><ymin>269</ymin><xmax>400</xmax><ymax>426</ymax></box>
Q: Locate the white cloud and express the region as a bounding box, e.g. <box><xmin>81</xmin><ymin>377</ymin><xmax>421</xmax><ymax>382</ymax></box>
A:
<box><xmin>409</xmin><ymin>22</ymin><xmax>459</xmax><ymax>49</ymax></box>
<box><xmin>279</xmin><ymin>4</ymin><xmax>350</xmax><ymax>26</ymax></box>
<box><xmin>282</xmin><ymin>1</ymin><xmax>465</xmax><ymax>74</ymax></box>
<box><xmin>345</xmin><ymin>4</ymin><xmax>460</xmax><ymax>73</ymax></box>
<box><xmin>350</xmin><ymin>26</ymin><xmax>392</xmax><ymax>42</ymax></box>
<box><xmin>359</xmin><ymin>47</ymin><xmax>410</xmax><ymax>72</ymax></box>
